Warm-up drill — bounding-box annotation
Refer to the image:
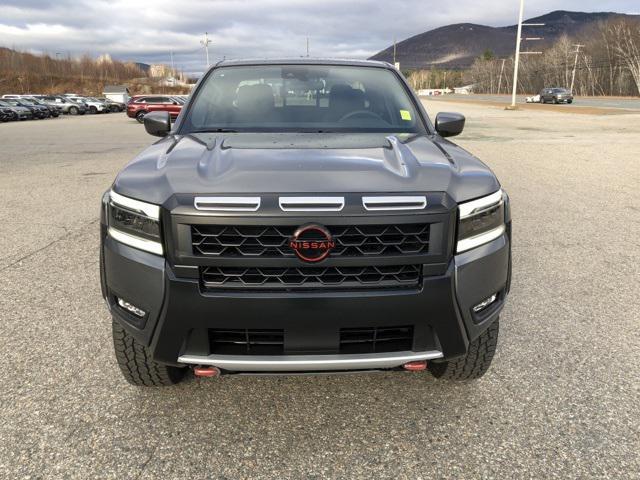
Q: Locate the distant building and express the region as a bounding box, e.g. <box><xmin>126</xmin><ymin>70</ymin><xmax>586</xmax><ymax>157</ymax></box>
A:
<box><xmin>103</xmin><ymin>85</ymin><xmax>130</xmax><ymax>103</ymax></box>
<box><xmin>149</xmin><ymin>64</ymin><xmax>171</xmax><ymax>78</ymax></box>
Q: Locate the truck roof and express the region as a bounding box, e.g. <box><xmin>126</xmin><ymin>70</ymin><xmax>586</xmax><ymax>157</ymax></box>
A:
<box><xmin>214</xmin><ymin>58</ymin><xmax>394</xmax><ymax>69</ymax></box>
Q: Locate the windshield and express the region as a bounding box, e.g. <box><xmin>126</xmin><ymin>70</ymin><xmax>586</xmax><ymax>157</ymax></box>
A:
<box><xmin>4</xmin><ymin>99</ymin><xmax>21</xmax><ymax>106</ymax></box>
<box><xmin>0</xmin><ymin>100</ymin><xmax>9</xmax><ymax>107</ymax></box>
<box><xmin>552</xmin><ymin>88</ymin><xmax>569</xmax><ymax>93</ymax></box>
<box><xmin>183</xmin><ymin>64</ymin><xmax>425</xmax><ymax>134</ymax></box>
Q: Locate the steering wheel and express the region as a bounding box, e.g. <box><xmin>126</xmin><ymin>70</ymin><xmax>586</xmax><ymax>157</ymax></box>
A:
<box><xmin>339</xmin><ymin>110</ymin><xmax>385</xmax><ymax>123</ymax></box>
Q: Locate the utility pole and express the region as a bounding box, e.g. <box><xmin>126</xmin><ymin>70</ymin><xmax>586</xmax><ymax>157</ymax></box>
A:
<box><xmin>393</xmin><ymin>36</ymin><xmax>396</xmax><ymax>64</ymax></box>
<box><xmin>509</xmin><ymin>0</ymin><xmax>525</xmax><ymax>108</ymax></box>
<box><xmin>200</xmin><ymin>32</ymin><xmax>212</xmax><ymax>68</ymax></box>
<box><xmin>508</xmin><ymin>0</ymin><xmax>544</xmax><ymax>109</ymax></box>
<box><xmin>570</xmin><ymin>44</ymin><xmax>584</xmax><ymax>94</ymax></box>
<box><xmin>497</xmin><ymin>58</ymin><xmax>506</xmax><ymax>94</ymax></box>
<box><xmin>170</xmin><ymin>51</ymin><xmax>174</xmax><ymax>72</ymax></box>
<box><xmin>306</xmin><ymin>37</ymin><xmax>310</xmax><ymax>57</ymax></box>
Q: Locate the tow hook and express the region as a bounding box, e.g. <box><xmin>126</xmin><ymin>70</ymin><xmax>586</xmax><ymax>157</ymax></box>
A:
<box><xmin>193</xmin><ymin>366</ymin><xmax>221</xmax><ymax>378</ymax></box>
<box><xmin>403</xmin><ymin>360</ymin><xmax>427</xmax><ymax>371</ymax></box>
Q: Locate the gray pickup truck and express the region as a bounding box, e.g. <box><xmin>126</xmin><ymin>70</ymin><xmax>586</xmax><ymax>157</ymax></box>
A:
<box><xmin>100</xmin><ymin>59</ymin><xmax>511</xmax><ymax>386</ymax></box>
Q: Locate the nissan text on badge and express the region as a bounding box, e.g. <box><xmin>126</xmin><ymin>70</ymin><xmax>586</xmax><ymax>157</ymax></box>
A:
<box><xmin>100</xmin><ymin>59</ymin><xmax>512</xmax><ymax>386</ymax></box>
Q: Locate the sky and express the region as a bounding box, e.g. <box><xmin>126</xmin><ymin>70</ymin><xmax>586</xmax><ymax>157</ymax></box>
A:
<box><xmin>0</xmin><ymin>0</ymin><xmax>638</xmax><ymax>75</ymax></box>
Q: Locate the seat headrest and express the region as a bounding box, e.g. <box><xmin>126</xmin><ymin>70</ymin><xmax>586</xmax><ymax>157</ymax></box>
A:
<box><xmin>328</xmin><ymin>84</ymin><xmax>365</xmax><ymax>113</ymax></box>
<box><xmin>237</xmin><ymin>84</ymin><xmax>274</xmax><ymax>111</ymax></box>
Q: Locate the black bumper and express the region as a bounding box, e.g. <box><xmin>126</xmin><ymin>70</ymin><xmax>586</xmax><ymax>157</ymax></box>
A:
<box><xmin>101</xmin><ymin>227</ymin><xmax>510</xmax><ymax>368</ymax></box>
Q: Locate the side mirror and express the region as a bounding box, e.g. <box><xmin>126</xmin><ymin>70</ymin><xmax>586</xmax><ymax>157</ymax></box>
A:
<box><xmin>144</xmin><ymin>111</ymin><xmax>171</xmax><ymax>137</ymax></box>
<box><xmin>435</xmin><ymin>112</ymin><xmax>465</xmax><ymax>137</ymax></box>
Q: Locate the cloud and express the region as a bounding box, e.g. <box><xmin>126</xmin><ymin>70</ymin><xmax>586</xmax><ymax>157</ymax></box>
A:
<box><xmin>0</xmin><ymin>0</ymin><xmax>638</xmax><ymax>75</ymax></box>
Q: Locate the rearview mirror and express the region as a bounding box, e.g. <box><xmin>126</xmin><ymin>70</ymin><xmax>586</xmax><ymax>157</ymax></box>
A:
<box><xmin>435</xmin><ymin>112</ymin><xmax>465</xmax><ymax>137</ymax></box>
<box><xmin>144</xmin><ymin>111</ymin><xmax>171</xmax><ymax>137</ymax></box>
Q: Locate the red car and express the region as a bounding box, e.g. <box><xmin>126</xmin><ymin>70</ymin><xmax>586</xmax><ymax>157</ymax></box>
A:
<box><xmin>127</xmin><ymin>95</ymin><xmax>183</xmax><ymax>123</ymax></box>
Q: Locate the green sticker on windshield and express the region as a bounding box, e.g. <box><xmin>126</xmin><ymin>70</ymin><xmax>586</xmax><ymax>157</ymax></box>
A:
<box><xmin>400</xmin><ymin>110</ymin><xmax>412</xmax><ymax>121</ymax></box>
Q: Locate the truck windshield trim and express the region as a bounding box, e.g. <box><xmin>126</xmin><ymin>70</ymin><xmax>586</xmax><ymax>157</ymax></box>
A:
<box><xmin>180</xmin><ymin>64</ymin><xmax>427</xmax><ymax>135</ymax></box>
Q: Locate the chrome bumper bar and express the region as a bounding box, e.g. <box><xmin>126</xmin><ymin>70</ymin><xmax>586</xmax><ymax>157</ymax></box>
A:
<box><xmin>177</xmin><ymin>350</ymin><xmax>443</xmax><ymax>372</ymax></box>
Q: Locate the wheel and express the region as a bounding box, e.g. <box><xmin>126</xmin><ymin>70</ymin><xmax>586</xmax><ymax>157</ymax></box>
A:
<box><xmin>553</xmin><ymin>97</ymin><xmax>559</xmax><ymax>104</ymax></box>
<box><xmin>89</xmin><ymin>105</ymin><xmax>97</xmax><ymax>114</ymax></box>
<box><xmin>112</xmin><ymin>319</ymin><xmax>186</xmax><ymax>386</ymax></box>
<box><xmin>567</xmin><ymin>100</ymin><xmax>573</xmax><ymax>104</ymax></box>
<box><xmin>69</xmin><ymin>106</ymin><xmax>78</xmax><ymax>115</ymax></box>
<box><xmin>136</xmin><ymin>110</ymin><xmax>147</xmax><ymax>123</ymax></box>
<box><xmin>429</xmin><ymin>318</ymin><xmax>499</xmax><ymax>380</ymax></box>
<box><xmin>110</xmin><ymin>106</ymin><xmax>119</xmax><ymax>113</ymax></box>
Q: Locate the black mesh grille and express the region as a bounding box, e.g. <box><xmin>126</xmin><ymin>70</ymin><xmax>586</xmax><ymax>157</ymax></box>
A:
<box><xmin>209</xmin><ymin>329</ymin><xmax>284</xmax><ymax>355</ymax></box>
<box><xmin>191</xmin><ymin>224</ymin><xmax>430</xmax><ymax>258</ymax></box>
<box><xmin>339</xmin><ymin>326</ymin><xmax>414</xmax><ymax>354</ymax></box>
<box><xmin>201</xmin><ymin>265</ymin><xmax>421</xmax><ymax>291</ymax></box>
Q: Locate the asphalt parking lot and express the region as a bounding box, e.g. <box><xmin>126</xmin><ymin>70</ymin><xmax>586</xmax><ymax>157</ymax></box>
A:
<box><xmin>1</xmin><ymin>104</ymin><xmax>639</xmax><ymax>479</ymax></box>
<box><xmin>426</xmin><ymin>93</ymin><xmax>640</xmax><ymax>112</ymax></box>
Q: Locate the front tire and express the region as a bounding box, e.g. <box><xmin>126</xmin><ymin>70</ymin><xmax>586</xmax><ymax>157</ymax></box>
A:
<box><xmin>429</xmin><ymin>318</ymin><xmax>499</xmax><ymax>380</ymax></box>
<box><xmin>89</xmin><ymin>105</ymin><xmax>97</xmax><ymax>114</ymax></box>
<box><xmin>112</xmin><ymin>319</ymin><xmax>186</xmax><ymax>386</ymax></box>
<box><xmin>136</xmin><ymin>110</ymin><xmax>147</xmax><ymax>123</ymax></box>
<box><xmin>69</xmin><ymin>106</ymin><xmax>78</xmax><ymax>115</ymax></box>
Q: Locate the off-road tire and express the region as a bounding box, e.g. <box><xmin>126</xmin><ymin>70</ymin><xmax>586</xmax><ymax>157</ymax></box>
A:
<box><xmin>112</xmin><ymin>319</ymin><xmax>186</xmax><ymax>386</ymax></box>
<box><xmin>429</xmin><ymin>318</ymin><xmax>499</xmax><ymax>380</ymax></box>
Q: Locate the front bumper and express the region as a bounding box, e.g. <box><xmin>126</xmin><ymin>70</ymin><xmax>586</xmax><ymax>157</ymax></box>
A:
<box><xmin>101</xmin><ymin>221</ymin><xmax>510</xmax><ymax>372</ymax></box>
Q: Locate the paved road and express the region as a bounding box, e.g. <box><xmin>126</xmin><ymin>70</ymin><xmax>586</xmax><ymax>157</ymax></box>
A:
<box><xmin>426</xmin><ymin>93</ymin><xmax>640</xmax><ymax>111</ymax></box>
<box><xmin>1</xmin><ymin>109</ymin><xmax>639</xmax><ymax>479</ymax></box>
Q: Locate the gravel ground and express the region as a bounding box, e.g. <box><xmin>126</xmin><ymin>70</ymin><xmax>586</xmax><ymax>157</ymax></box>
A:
<box><xmin>0</xmin><ymin>106</ymin><xmax>639</xmax><ymax>479</ymax></box>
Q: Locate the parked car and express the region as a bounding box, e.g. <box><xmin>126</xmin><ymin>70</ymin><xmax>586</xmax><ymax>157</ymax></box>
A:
<box><xmin>66</xmin><ymin>96</ymin><xmax>108</xmax><ymax>114</ymax></box>
<box><xmin>0</xmin><ymin>100</ymin><xmax>34</xmax><ymax>120</ymax></box>
<box><xmin>20</xmin><ymin>96</ymin><xmax>62</xmax><ymax>117</ymax></box>
<box><xmin>2</xmin><ymin>98</ymin><xmax>48</xmax><ymax>119</ymax></box>
<box><xmin>95</xmin><ymin>97</ymin><xmax>126</xmax><ymax>112</ymax></box>
<box><xmin>102</xmin><ymin>59</ymin><xmax>511</xmax><ymax>386</ymax></box>
<box><xmin>540</xmin><ymin>88</ymin><xmax>573</xmax><ymax>104</ymax></box>
<box><xmin>0</xmin><ymin>106</ymin><xmax>16</xmax><ymax>122</ymax></box>
<box><xmin>126</xmin><ymin>95</ymin><xmax>183</xmax><ymax>123</ymax></box>
<box><xmin>37</xmin><ymin>95</ymin><xmax>87</xmax><ymax>115</ymax></box>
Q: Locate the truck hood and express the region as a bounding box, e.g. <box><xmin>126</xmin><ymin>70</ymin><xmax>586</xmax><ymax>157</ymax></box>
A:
<box><xmin>113</xmin><ymin>132</ymin><xmax>500</xmax><ymax>206</ymax></box>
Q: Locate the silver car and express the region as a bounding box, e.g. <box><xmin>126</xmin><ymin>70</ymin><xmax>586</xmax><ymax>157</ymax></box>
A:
<box><xmin>37</xmin><ymin>96</ymin><xmax>87</xmax><ymax>115</ymax></box>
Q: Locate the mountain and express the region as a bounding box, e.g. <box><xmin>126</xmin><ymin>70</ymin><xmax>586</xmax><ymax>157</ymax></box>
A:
<box><xmin>369</xmin><ymin>10</ymin><xmax>639</xmax><ymax>69</ymax></box>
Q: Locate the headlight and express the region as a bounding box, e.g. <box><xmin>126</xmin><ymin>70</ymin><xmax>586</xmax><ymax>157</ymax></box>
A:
<box><xmin>107</xmin><ymin>190</ymin><xmax>163</xmax><ymax>255</ymax></box>
<box><xmin>456</xmin><ymin>190</ymin><xmax>505</xmax><ymax>253</ymax></box>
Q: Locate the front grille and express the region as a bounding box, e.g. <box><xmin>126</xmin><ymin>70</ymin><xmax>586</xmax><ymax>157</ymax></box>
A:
<box><xmin>201</xmin><ymin>264</ymin><xmax>422</xmax><ymax>291</ymax></box>
<box><xmin>339</xmin><ymin>326</ymin><xmax>414</xmax><ymax>354</ymax></box>
<box><xmin>191</xmin><ymin>224</ymin><xmax>430</xmax><ymax>258</ymax></box>
<box><xmin>209</xmin><ymin>329</ymin><xmax>284</xmax><ymax>355</ymax></box>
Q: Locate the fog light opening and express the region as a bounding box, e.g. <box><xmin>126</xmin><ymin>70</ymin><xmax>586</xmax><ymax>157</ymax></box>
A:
<box><xmin>194</xmin><ymin>366</ymin><xmax>221</xmax><ymax>378</ymax></box>
<box><xmin>473</xmin><ymin>293</ymin><xmax>498</xmax><ymax>313</ymax></box>
<box><xmin>117</xmin><ymin>298</ymin><xmax>146</xmax><ymax>318</ymax></box>
<box><xmin>403</xmin><ymin>360</ymin><xmax>427</xmax><ymax>371</ymax></box>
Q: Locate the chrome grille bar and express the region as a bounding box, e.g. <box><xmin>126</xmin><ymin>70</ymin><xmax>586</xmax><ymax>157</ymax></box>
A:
<box><xmin>194</xmin><ymin>196</ymin><xmax>261</xmax><ymax>212</ymax></box>
<box><xmin>362</xmin><ymin>196</ymin><xmax>427</xmax><ymax>211</ymax></box>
